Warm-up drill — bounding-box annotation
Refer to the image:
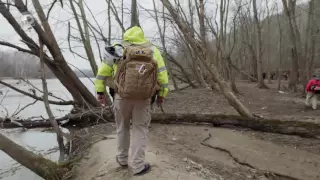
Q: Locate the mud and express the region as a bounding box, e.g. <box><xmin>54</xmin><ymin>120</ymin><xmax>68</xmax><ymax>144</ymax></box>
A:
<box><xmin>73</xmin><ymin>81</ymin><xmax>320</xmax><ymax>180</ymax></box>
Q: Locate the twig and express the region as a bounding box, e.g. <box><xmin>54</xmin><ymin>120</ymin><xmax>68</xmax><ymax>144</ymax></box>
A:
<box><xmin>0</xmin><ymin>41</ymin><xmax>36</xmax><ymax>55</ymax></box>
<box><xmin>18</xmin><ymin>78</ymin><xmax>66</xmax><ymax>102</ymax></box>
<box><xmin>11</xmin><ymin>104</ymin><xmax>21</xmax><ymax>117</ymax></box>
<box><xmin>88</xmin><ymin>24</ymin><xmax>103</xmax><ymax>62</ymax></box>
<box><xmin>0</xmin><ymin>104</ymin><xmax>9</xmax><ymax>118</ymax></box>
<box><xmin>12</xmin><ymin>100</ymin><xmax>38</xmax><ymax>117</ymax></box>
<box><xmin>67</xmin><ymin>22</ymin><xmax>88</xmax><ymax>61</ymax></box>
<box><xmin>0</xmin><ymin>80</ymin><xmax>74</xmax><ymax>105</ymax></box>
<box><xmin>0</xmin><ymin>90</ymin><xmax>9</xmax><ymax>105</ymax></box>
<box><xmin>46</xmin><ymin>0</ymin><xmax>58</xmax><ymax>20</ymax></box>
<box><xmin>66</xmin><ymin>62</ymin><xmax>94</xmax><ymax>84</ymax></box>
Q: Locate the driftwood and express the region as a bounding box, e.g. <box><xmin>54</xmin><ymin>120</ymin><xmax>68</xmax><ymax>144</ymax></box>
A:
<box><xmin>1</xmin><ymin>111</ymin><xmax>320</xmax><ymax>139</ymax></box>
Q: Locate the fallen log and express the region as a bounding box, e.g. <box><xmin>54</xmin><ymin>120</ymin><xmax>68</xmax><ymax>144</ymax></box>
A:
<box><xmin>150</xmin><ymin>113</ymin><xmax>320</xmax><ymax>139</ymax></box>
<box><xmin>1</xmin><ymin>112</ymin><xmax>320</xmax><ymax>139</ymax></box>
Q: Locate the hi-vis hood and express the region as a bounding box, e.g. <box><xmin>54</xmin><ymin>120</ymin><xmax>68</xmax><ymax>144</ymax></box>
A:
<box><xmin>123</xmin><ymin>26</ymin><xmax>149</xmax><ymax>45</ymax></box>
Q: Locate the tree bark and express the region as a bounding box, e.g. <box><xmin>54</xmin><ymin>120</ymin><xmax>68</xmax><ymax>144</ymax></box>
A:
<box><xmin>75</xmin><ymin>0</ymin><xmax>98</xmax><ymax>74</ymax></box>
<box><xmin>252</xmin><ymin>0</ymin><xmax>268</xmax><ymax>89</ymax></box>
<box><xmin>0</xmin><ymin>132</ymin><xmax>67</xmax><ymax>180</ymax></box>
<box><xmin>277</xmin><ymin>11</ymin><xmax>283</xmax><ymax>91</ymax></box>
<box><xmin>198</xmin><ymin>0</ymin><xmax>206</xmax><ymax>43</ymax></box>
<box><xmin>130</xmin><ymin>0</ymin><xmax>139</xmax><ymax>27</ymax></box>
<box><xmin>188</xmin><ymin>0</ymin><xmax>207</xmax><ymax>88</ymax></box>
<box><xmin>303</xmin><ymin>0</ymin><xmax>315</xmax><ymax>88</ymax></box>
<box><xmin>39</xmin><ymin>38</ymin><xmax>65</xmax><ymax>163</ymax></box>
<box><xmin>282</xmin><ymin>0</ymin><xmax>300</xmax><ymax>91</ymax></box>
<box><xmin>161</xmin><ymin>0</ymin><xmax>253</xmax><ymax>117</ymax></box>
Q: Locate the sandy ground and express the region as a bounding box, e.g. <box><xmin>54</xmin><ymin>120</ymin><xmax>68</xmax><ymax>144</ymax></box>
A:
<box><xmin>154</xmin><ymin>81</ymin><xmax>320</xmax><ymax>124</ymax></box>
<box><xmin>73</xmin><ymin>81</ymin><xmax>320</xmax><ymax>180</ymax></box>
<box><xmin>74</xmin><ymin>124</ymin><xmax>320</xmax><ymax>180</ymax></box>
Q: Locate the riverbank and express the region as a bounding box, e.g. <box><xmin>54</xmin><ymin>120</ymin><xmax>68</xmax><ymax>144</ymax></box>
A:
<box><xmin>69</xmin><ymin>81</ymin><xmax>320</xmax><ymax>180</ymax></box>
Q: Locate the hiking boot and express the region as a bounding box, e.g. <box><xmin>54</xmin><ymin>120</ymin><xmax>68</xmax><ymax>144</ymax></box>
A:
<box><xmin>134</xmin><ymin>163</ymin><xmax>151</xmax><ymax>176</ymax></box>
<box><xmin>116</xmin><ymin>156</ymin><xmax>128</xmax><ymax>168</ymax></box>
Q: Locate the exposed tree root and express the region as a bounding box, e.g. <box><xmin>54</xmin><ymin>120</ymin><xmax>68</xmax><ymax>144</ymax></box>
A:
<box><xmin>1</xmin><ymin>111</ymin><xmax>320</xmax><ymax>139</ymax></box>
<box><xmin>201</xmin><ymin>133</ymin><xmax>300</xmax><ymax>180</ymax></box>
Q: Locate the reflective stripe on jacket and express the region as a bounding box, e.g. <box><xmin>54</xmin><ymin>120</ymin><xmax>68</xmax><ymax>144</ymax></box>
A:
<box><xmin>94</xmin><ymin>26</ymin><xmax>169</xmax><ymax>98</ymax></box>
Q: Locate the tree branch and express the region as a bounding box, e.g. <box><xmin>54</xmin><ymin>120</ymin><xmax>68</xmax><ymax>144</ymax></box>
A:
<box><xmin>0</xmin><ymin>81</ymin><xmax>74</xmax><ymax>105</ymax></box>
<box><xmin>0</xmin><ymin>41</ymin><xmax>35</xmax><ymax>55</ymax></box>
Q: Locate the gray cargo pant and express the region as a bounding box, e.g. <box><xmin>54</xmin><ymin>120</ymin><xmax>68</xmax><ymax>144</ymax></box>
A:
<box><xmin>305</xmin><ymin>92</ymin><xmax>319</xmax><ymax>110</ymax></box>
<box><xmin>113</xmin><ymin>94</ymin><xmax>151</xmax><ymax>174</ymax></box>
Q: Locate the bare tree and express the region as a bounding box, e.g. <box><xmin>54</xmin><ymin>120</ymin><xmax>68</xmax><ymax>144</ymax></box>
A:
<box><xmin>303</xmin><ymin>0</ymin><xmax>316</xmax><ymax>88</ymax></box>
<box><xmin>0</xmin><ymin>0</ymin><xmax>99</xmax><ymax>107</ymax></box>
<box><xmin>276</xmin><ymin>4</ymin><xmax>283</xmax><ymax>91</ymax></box>
<box><xmin>188</xmin><ymin>0</ymin><xmax>208</xmax><ymax>87</ymax></box>
<box><xmin>152</xmin><ymin>0</ymin><xmax>178</xmax><ymax>90</ymax></box>
<box><xmin>161</xmin><ymin>0</ymin><xmax>253</xmax><ymax>117</ymax></box>
<box><xmin>131</xmin><ymin>0</ymin><xmax>139</xmax><ymax>26</ymax></box>
<box><xmin>69</xmin><ymin>0</ymin><xmax>98</xmax><ymax>75</ymax></box>
<box><xmin>253</xmin><ymin>0</ymin><xmax>268</xmax><ymax>89</ymax></box>
<box><xmin>39</xmin><ymin>38</ymin><xmax>65</xmax><ymax>163</ymax></box>
<box><xmin>106</xmin><ymin>0</ymin><xmax>125</xmax><ymax>33</ymax></box>
<box><xmin>281</xmin><ymin>0</ymin><xmax>301</xmax><ymax>91</ymax></box>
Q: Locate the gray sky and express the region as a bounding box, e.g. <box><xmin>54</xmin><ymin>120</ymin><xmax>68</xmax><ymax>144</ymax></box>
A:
<box><xmin>0</xmin><ymin>0</ymin><xmax>309</xmax><ymax>70</ymax></box>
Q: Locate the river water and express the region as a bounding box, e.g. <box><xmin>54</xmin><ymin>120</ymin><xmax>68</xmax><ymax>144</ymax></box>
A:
<box><xmin>0</xmin><ymin>78</ymin><xmax>95</xmax><ymax>180</ymax></box>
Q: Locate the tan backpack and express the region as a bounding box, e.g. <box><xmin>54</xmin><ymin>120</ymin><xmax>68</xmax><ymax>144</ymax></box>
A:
<box><xmin>114</xmin><ymin>45</ymin><xmax>158</xmax><ymax>100</ymax></box>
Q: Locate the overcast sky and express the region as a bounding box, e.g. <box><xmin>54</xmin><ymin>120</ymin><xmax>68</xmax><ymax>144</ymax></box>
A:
<box><xmin>0</xmin><ymin>0</ymin><xmax>309</xmax><ymax>70</ymax></box>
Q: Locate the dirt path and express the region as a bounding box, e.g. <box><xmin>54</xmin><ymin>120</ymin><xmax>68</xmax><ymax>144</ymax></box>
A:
<box><xmin>149</xmin><ymin>124</ymin><xmax>320</xmax><ymax>180</ymax></box>
<box><xmin>74</xmin><ymin>124</ymin><xmax>320</xmax><ymax>180</ymax></box>
<box><xmin>74</xmin><ymin>134</ymin><xmax>213</xmax><ymax>180</ymax></box>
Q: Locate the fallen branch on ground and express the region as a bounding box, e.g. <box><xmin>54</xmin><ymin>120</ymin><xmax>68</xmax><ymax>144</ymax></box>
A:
<box><xmin>1</xmin><ymin>111</ymin><xmax>320</xmax><ymax>139</ymax></box>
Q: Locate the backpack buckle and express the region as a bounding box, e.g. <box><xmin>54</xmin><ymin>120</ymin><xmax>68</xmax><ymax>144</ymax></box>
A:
<box><xmin>138</xmin><ymin>64</ymin><xmax>146</xmax><ymax>75</ymax></box>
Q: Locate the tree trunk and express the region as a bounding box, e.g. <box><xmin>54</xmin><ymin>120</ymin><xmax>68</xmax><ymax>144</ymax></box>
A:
<box><xmin>161</xmin><ymin>0</ymin><xmax>253</xmax><ymax>117</ymax></box>
<box><xmin>188</xmin><ymin>0</ymin><xmax>207</xmax><ymax>88</ymax></box>
<box><xmin>199</xmin><ymin>0</ymin><xmax>206</xmax><ymax>43</ymax></box>
<box><xmin>152</xmin><ymin>0</ymin><xmax>179</xmax><ymax>90</ymax></box>
<box><xmin>0</xmin><ymin>133</ymin><xmax>67</xmax><ymax>180</ymax></box>
<box><xmin>252</xmin><ymin>0</ymin><xmax>268</xmax><ymax>89</ymax></box>
<box><xmin>107</xmin><ymin>0</ymin><xmax>112</xmax><ymax>45</ymax></box>
<box><xmin>39</xmin><ymin>38</ymin><xmax>65</xmax><ymax>163</ymax></box>
<box><xmin>277</xmin><ymin>12</ymin><xmax>283</xmax><ymax>91</ymax></box>
<box><xmin>1</xmin><ymin>0</ymin><xmax>99</xmax><ymax>107</ymax></box>
<box><xmin>131</xmin><ymin>0</ymin><xmax>139</xmax><ymax>27</ymax></box>
<box><xmin>3</xmin><ymin>112</ymin><xmax>320</xmax><ymax>139</ymax></box>
<box><xmin>282</xmin><ymin>0</ymin><xmax>300</xmax><ymax>92</ymax></box>
<box><xmin>303</xmin><ymin>0</ymin><xmax>315</xmax><ymax>89</ymax></box>
<box><xmin>77</xmin><ymin>0</ymin><xmax>98</xmax><ymax>74</ymax></box>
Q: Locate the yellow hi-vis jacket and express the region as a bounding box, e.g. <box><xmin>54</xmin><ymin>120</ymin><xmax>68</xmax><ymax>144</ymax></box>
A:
<box><xmin>94</xmin><ymin>26</ymin><xmax>169</xmax><ymax>98</ymax></box>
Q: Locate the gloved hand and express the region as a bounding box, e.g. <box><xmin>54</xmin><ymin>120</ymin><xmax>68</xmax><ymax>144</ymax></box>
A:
<box><xmin>156</xmin><ymin>96</ymin><xmax>164</xmax><ymax>107</ymax></box>
<box><xmin>97</xmin><ymin>94</ymin><xmax>106</xmax><ymax>105</ymax></box>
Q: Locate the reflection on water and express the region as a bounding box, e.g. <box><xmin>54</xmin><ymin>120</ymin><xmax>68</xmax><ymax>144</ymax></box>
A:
<box><xmin>0</xmin><ymin>129</ymin><xmax>60</xmax><ymax>180</ymax></box>
<box><xmin>0</xmin><ymin>78</ymin><xmax>95</xmax><ymax>180</ymax></box>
